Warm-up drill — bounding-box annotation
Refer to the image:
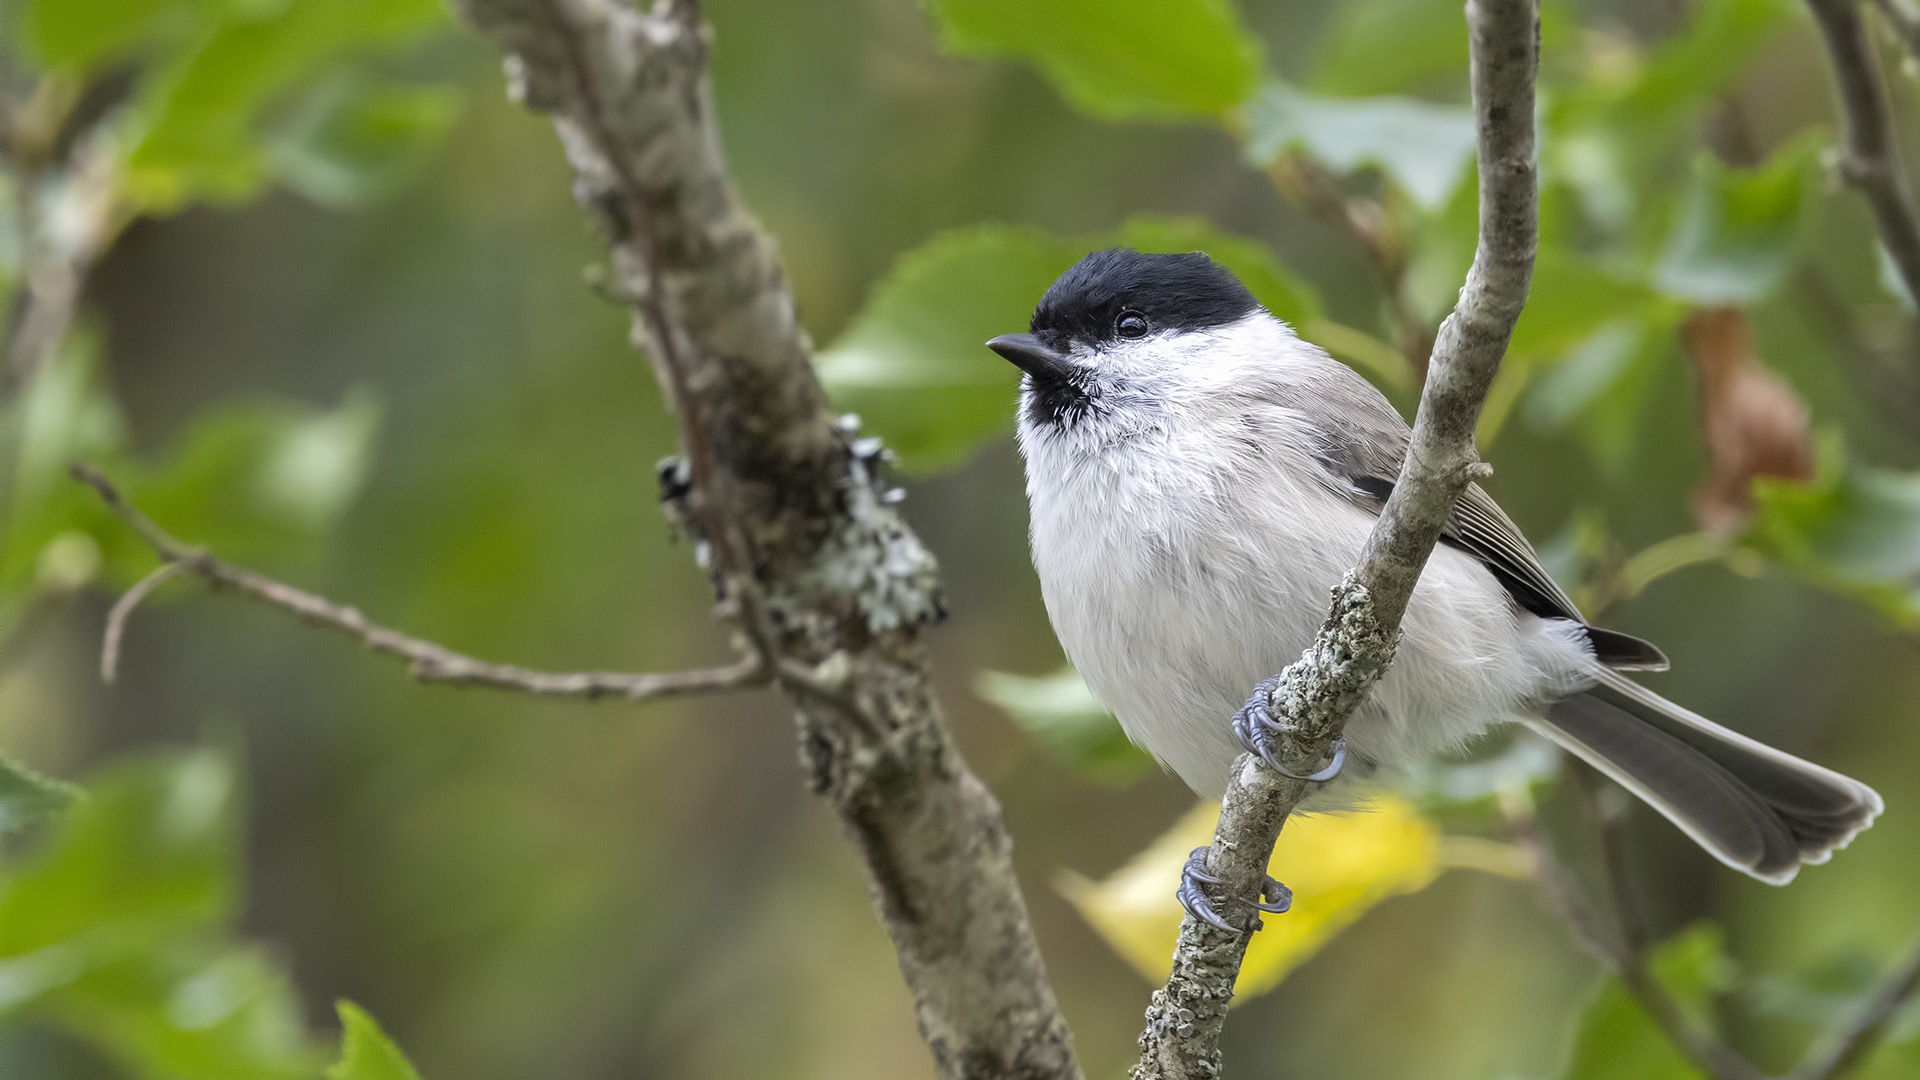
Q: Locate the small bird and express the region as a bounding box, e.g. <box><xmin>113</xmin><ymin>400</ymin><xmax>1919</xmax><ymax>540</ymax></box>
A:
<box><xmin>990</xmin><ymin>248</ymin><xmax>1881</xmax><ymax>927</ymax></box>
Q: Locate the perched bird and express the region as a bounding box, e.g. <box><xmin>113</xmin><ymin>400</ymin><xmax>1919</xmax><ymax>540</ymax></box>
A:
<box><xmin>990</xmin><ymin>248</ymin><xmax>1881</xmax><ymax>927</ymax></box>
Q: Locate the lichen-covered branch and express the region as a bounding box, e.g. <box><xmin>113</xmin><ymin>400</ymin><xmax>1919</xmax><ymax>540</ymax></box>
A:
<box><xmin>444</xmin><ymin>1</ymin><xmax>1081</xmax><ymax>1076</ymax></box>
<box><xmin>1133</xmin><ymin>0</ymin><xmax>1540</xmax><ymax>1075</ymax></box>
<box><xmin>74</xmin><ymin>464</ymin><xmax>771</xmax><ymax>699</ymax></box>
<box><xmin>1807</xmin><ymin>0</ymin><xmax>1920</xmax><ymax>311</ymax></box>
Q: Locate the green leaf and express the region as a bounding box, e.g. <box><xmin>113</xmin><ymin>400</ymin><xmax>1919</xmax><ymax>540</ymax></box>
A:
<box><xmin>1311</xmin><ymin>0</ymin><xmax>1468</xmax><ymax>96</ymax></box>
<box><xmin>816</xmin><ymin>225</ymin><xmax>1072</xmax><ymax>472</ymax></box>
<box><xmin>122</xmin><ymin>0</ymin><xmax>447</xmax><ymax>208</ymax></box>
<box><xmin>1612</xmin><ymin>0</ymin><xmax>1793</xmax><ymax>129</ymax></box>
<box><xmin>51</xmin><ymin>941</ymin><xmax>321</xmax><ymax>1080</ymax></box>
<box><xmin>1245</xmin><ymin>81</ymin><xmax>1476</xmax><ymax>210</ymax></box>
<box><xmin>1654</xmin><ymin>141</ymin><xmax>1815</xmax><ymax>304</ymax></box>
<box><xmin>270</xmin><ymin>76</ymin><xmax>459</xmax><ymax>208</ymax></box>
<box><xmin>1508</xmin><ymin>249</ymin><xmax>1659</xmax><ymax>362</ymax></box>
<box><xmin>128</xmin><ymin>388</ymin><xmax>382</xmax><ymax>568</ymax></box>
<box><xmin>1745</xmin><ymin>438</ymin><xmax>1920</xmax><ymax>625</ymax></box>
<box><xmin>20</xmin><ymin>0</ymin><xmax>235</xmax><ymax>75</ymax></box>
<box><xmin>1558</xmin><ymin>923</ymin><xmax>1732</xmax><ymax>1080</ymax></box>
<box><xmin>3</xmin><ymin>339</ymin><xmax>376</xmax><ymax>599</ymax></box>
<box><xmin>975</xmin><ymin>666</ymin><xmax>1156</xmax><ymax>785</ymax></box>
<box><xmin>1524</xmin><ymin>313</ymin><xmax>1678</xmax><ymax>478</ymax></box>
<box><xmin>0</xmin><ymin>754</ymin><xmax>82</xmax><ymax>836</ymax></box>
<box><xmin>328</xmin><ymin>1001</ymin><xmax>424</xmax><ymax>1080</ymax></box>
<box><xmin>0</xmin><ymin>750</ymin><xmax>235</xmax><ymax>959</ymax></box>
<box><xmin>818</xmin><ymin>217</ymin><xmax>1321</xmax><ymax>471</ymax></box>
<box><xmin>924</xmin><ymin>0</ymin><xmax>1262</xmax><ymax>120</ymax></box>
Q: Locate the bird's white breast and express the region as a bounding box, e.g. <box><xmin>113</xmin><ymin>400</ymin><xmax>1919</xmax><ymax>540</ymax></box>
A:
<box><xmin>1019</xmin><ymin>383</ymin><xmax>1596</xmax><ymax>798</ymax></box>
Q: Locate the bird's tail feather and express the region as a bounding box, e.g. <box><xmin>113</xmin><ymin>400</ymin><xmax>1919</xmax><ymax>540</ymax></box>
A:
<box><xmin>1528</xmin><ymin>670</ymin><xmax>1882</xmax><ymax>885</ymax></box>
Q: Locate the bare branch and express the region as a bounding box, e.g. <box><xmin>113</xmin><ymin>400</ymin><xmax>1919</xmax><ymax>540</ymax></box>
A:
<box><xmin>1807</xmin><ymin>0</ymin><xmax>1920</xmax><ymax>311</ymax></box>
<box><xmin>1133</xmin><ymin>0</ymin><xmax>1540</xmax><ymax>1074</ymax></box>
<box><xmin>443</xmin><ymin>2</ymin><xmax>1081</xmax><ymax>1076</ymax></box>
<box><xmin>1792</xmin><ymin>935</ymin><xmax>1920</xmax><ymax>1080</ymax></box>
<box><xmin>72</xmin><ymin>463</ymin><xmax>770</xmax><ymax>700</ymax></box>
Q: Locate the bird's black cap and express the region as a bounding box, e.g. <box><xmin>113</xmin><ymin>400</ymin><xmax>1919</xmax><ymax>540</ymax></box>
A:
<box><xmin>1030</xmin><ymin>248</ymin><xmax>1259</xmax><ymax>346</ymax></box>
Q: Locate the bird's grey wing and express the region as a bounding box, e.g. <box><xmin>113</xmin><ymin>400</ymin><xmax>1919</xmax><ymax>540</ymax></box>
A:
<box><xmin>1293</xmin><ymin>361</ymin><xmax>1669</xmax><ymax>671</ymax></box>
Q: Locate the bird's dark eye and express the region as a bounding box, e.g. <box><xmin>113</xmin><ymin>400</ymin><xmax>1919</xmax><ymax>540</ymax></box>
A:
<box><xmin>1116</xmin><ymin>312</ymin><xmax>1150</xmax><ymax>339</ymax></box>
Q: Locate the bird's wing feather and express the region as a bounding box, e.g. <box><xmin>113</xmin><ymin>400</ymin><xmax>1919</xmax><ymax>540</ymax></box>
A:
<box><xmin>1287</xmin><ymin>356</ymin><xmax>1669</xmax><ymax>671</ymax></box>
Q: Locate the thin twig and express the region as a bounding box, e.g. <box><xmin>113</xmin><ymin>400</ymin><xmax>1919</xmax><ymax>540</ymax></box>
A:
<box><xmin>71</xmin><ymin>463</ymin><xmax>771</xmax><ymax>701</ymax></box>
<box><xmin>1791</xmin><ymin>935</ymin><xmax>1920</xmax><ymax>1080</ymax></box>
<box><xmin>1570</xmin><ymin>765</ymin><xmax>1771</xmax><ymax>1080</ymax></box>
<box><xmin>101</xmin><ymin>559</ymin><xmax>190</xmax><ymax>683</ymax></box>
<box><xmin>1132</xmin><ymin>0</ymin><xmax>1540</xmax><ymax>1074</ymax></box>
<box><xmin>1807</xmin><ymin>0</ymin><xmax>1920</xmax><ymax>314</ymax></box>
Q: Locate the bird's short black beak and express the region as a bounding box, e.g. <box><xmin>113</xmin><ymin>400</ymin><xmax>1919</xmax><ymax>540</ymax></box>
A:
<box><xmin>987</xmin><ymin>333</ymin><xmax>1078</xmax><ymax>383</ymax></box>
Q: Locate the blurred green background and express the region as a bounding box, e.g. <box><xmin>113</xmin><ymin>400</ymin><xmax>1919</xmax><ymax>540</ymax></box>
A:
<box><xmin>2</xmin><ymin>0</ymin><xmax>1917</xmax><ymax>1077</ymax></box>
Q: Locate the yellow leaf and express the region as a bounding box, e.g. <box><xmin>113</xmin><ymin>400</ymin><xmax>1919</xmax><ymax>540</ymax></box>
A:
<box><xmin>1058</xmin><ymin>794</ymin><xmax>1448</xmax><ymax>1000</ymax></box>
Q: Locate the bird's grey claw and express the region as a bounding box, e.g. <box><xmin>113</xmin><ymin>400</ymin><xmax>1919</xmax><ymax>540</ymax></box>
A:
<box><xmin>1176</xmin><ymin>846</ymin><xmax>1237</xmax><ymax>932</ymax></box>
<box><xmin>1181</xmin><ymin>846</ymin><xmax>1222</xmax><ymax>885</ymax></box>
<box><xmin>1256</xmin><ymin>876</ymin><xmax>1293</xmax><ymax>914</ymax></box>
<box><xmin>1232</xmin><ymin>678</ymin><xmax>1348</xmax><ymax>783</ymax></box>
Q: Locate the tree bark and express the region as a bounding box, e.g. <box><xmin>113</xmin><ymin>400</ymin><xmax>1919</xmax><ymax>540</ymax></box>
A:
<box><xmin>447</xmin><ymin>1</ymin><xmax>1082</xmax><ymax>1076</ymax></box>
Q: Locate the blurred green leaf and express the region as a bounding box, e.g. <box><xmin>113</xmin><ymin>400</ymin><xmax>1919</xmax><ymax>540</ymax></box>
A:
<box><xmin>0</xmin><ymin>750</ymin><xmax>235</xmax><ymax>959</ymax></box>
<box><xmin>1745</xmin><ymin>438</ymin><xmax>1920</xmax><ymax>626</ymax></box>
<box><xmin>975</xmin><ymin>666</ymin><xmax>1156</xmax><ymax>785</ymax></box>
<box><xmin>9</xmin><ymin>329</ymin><xmax>126</xmax><ymax>519</ymax></box>
<box><xmin>1524</xmin><ymin>312</ymin><xmax>1677</xmax><ymax>477</ymax></box>
<box><xmin>0</xmin><ymin>754</ymin><xmax>82</xmax><ymax>836</ymax></box>
<box><xmin>1558</xmin><ymin>923</ymin><xmax>1732</xmax><ymax>1080</ymax></box>
<box><xmin>819</xmin><ymin>217</ymin><xmax>1320</xmax><ymax>471</ymax></box>
<box><xmin>122</xmin><ymin>0</ymin><xmax>447</xmax><ymax>208</ymax></box>
<box><xmin>328</xmin><ymin>1001</ymin><xmax>423</xmax><ymax>1080</ymax></box>
<box><xmin>126</xmin><ymin>388</ymin><xmax>381</xmax><ymax>569</ymax></box>
<box><xmin>1509</xmin><ymin>249</ymin><xmax>1659</xmax><ymax>361</ymax></box>
<box><xmin>20</xmin><ymin>0</ymin><xmax>232</xmax><ymax>74</ymax></box>
<box><xmin>1747</xmin><ymin>949</ymin><xmax>1886</xmax><ymax>1028</ymax></box>
<box><xmin>816</xmin><ymin>225</ymin><xmax>1071</xmax><ymax>472</ymax></box>
<box><xmin>1655</xmin><ymin>142</ymin><xmax>1814</xmax><ymax>305</ymax></box>
<box><xmin>53</xmin><ymin>941</ymin><xmax>320</xmax><ymax>1080</ymax></box>
<box><xmin>4</xmin><ymin>337</ymin><xmax>376</xmax><ymax>600</ymax></box>
<box><xmin>1311</xmin><ymin>0</ymin><xmax>1467</xmax><ymax>96</ymax></box>
<box><xmin>270</xmin><ymin>76</ymin><xmax>459</xmax><ymax>209</ymax></box>
<box><xmin>924</xmin><ymin>0</ymin><xmax>1262</xmax><ymax>120</ymax></box>
<box><xmin>1244</xmin><ymin>82</ymin><xmax>1476</xmax><ymax>210</ymax></box>
<box><xmin>0</xmin><ymin>750</ymin><xmax>326</xmax><ymax>1077</ymax></box>
<box><xmin>1612</xmin><ymin>0</ymin><xmax>1792</xmax><ymax>128</ymax></box>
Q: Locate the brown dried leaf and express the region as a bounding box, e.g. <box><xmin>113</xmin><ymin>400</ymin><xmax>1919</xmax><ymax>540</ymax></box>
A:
<box><xmin>1682</xmin><ymin>307</ymin><xmax>1814</xmax><ymax>535</ymax></box>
